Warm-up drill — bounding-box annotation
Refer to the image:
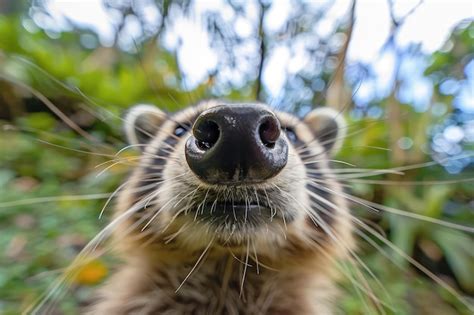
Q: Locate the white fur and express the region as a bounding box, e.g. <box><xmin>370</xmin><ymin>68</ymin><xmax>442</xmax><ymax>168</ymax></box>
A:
<box><xmin>89</xmin><ymin>101</ymin><xmax>354</xmax><ymax>314</ymax></box>
<box><xmin>124</xmin><ymin>104</ymin><xmax>166</xmax><ymax>146</ymax></box>
<box><xmin>304</xmin><ymin>107</ymin><xmax>347</xmax><ymax>154</ymax></box>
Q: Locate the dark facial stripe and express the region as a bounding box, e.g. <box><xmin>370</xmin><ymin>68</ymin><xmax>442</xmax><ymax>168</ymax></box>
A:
<box><xmin>133</xmin><ymin>135</ymin><xmax>179</xmax><ymax>210</ymax></box>
<box><xmin>131</xmin><ymin>109</ymin><xmax>199</xmax><ymax>214</ymax></box>
<box><xmin>303</xmin><ymin>159</ymin><xmax>335</xmax><ymax>229</ymax></box>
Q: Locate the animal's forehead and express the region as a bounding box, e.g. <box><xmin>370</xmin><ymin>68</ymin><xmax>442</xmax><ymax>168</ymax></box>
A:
<box><xmin>170</xmin><ymin>100</ymin><xmax>301</xmax><ymax>126</ymax></box>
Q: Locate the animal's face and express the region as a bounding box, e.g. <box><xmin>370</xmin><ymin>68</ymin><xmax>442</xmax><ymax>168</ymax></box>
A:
<box><xmin>122</xmin><ymin>100</ymin><xmax>351</xmax><ymax>258</ymax></box>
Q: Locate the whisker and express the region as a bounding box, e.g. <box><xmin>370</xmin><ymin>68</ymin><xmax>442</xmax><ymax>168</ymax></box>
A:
<box><xmin>35</xmin><ymin>139</ymin><xmax>116</xmax><ymax>158</ymax></box>
<box><xmin>279</xmin><ymin>187</ymin><xmax>389</xmax><ymax>311</ymax></box>
<box><xmin>175</xmin><ymin>237</ymin><xmax>214</xmax><ymax>293</ymax></box>
<box><xmin>306</xmin><ymin>180</ymin><xmax>474</xmax><ymax>233</ymax></box>
<box><xmin>304</xmin><ymin>177</ymin><xmax>473</xmax><ymax>310</ymax></box>
<box><xmin>240</xmin><ymin>237</ymin><xmax>251</xmax><ymax>298</ymax></box>
<box><xmin>0</xmin><ymin>193</ymin><xmax>113</xmax><ymax>208</ymax></box>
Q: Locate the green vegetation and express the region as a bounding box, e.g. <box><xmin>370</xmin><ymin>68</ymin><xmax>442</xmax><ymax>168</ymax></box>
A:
<box><xmin>0</xmin><ymin>1</ymin><xmax>473</xmax><ymax>314</ymax></box>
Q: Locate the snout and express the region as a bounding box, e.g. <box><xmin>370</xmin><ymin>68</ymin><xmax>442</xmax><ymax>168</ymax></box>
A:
<box><xmin>185</xmin><ymin>104</ymin><xmax>288</xmax><ymax>184</ymax></box>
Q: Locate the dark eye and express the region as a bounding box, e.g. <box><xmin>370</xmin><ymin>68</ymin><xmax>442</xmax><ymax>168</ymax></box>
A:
<box><xmin>174</xmin><ymin>123</ymin><xmax>191</xmax><ymax>137</ymax></box>
<box><xmin>284</xmin><ymin>127</ymin><xmax>298</xmax><ymax>143</ymax></box>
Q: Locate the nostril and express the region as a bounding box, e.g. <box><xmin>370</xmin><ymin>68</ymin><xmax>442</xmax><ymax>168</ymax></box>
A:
<box><xmin>186</xmin><ymin>105</ymin><xmax>289</xmax><ymax>184</ymax></box>
<box><xmin>259</xmin><ymin>116</ymin><xmax>281</xmax><ymax>148</ymax></box>
<box><xmin>194</xmin><ymin>119</ymin><xmax>220</xmax><ymax>150</ymax></box>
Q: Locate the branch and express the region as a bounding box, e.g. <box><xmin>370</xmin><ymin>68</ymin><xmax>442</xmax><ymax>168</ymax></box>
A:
<box><xmin>325</xmin><ymin>0</ymin><xmax>356</xmax><ymax>111</ymax></box>
<box><xmin>384</xmin><ymin>0</ymin><xmax>425</xmax><ymax>166</ymax></box>
<box><xmin>255</xmin><ymin>1</ymin><xmax>269</xmax><ymax>101</ymax></box>
<box><xmin>387</xmin><ymin>76</ymin><xmax>404</xmax><ymax>166</ymax></box>
<box><xmin>383</xmin><ymin>0</ymin><xmax>424</xmax><ymax>50</ymax></box>
<box><xmin>387</xmin><ymin>0</ymin><xmax>424</xmax><ymax>28</ymax></box>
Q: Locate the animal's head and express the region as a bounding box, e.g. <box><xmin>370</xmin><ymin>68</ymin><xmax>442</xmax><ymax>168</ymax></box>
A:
<box><xmin>120</xmin><ymin>100</ymin><xmax>352</xmax><ymax>262</ymax></box>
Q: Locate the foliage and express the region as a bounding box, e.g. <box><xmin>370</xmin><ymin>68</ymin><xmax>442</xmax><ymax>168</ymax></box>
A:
<box><xmin>0</xmin><ymin>2</ymin><xmax>473</xmax><ymax>314</ymax></box>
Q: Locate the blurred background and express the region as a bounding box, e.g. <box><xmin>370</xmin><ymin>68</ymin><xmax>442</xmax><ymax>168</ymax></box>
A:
<box><xmin>0</xmin><ymin>0</ymin><xmax>473</xmax><ymax>314</ymax></box>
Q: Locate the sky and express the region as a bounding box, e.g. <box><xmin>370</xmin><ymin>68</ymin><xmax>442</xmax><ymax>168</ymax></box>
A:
<box><xmin>37</xmin><ymin>0</ymin><xmax>474</xmax><ymax>95</ymax></box>
<box><xmin>23</xmin><ymin>0</ymin><xmax>474</xmax><ymax>173</ymax></box>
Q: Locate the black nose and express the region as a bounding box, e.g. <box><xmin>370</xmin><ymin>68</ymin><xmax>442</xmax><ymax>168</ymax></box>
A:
<box><xmin>185</xmin><ymin>104</ymin><xmax>288</xmax><ymax>184</ymax></box>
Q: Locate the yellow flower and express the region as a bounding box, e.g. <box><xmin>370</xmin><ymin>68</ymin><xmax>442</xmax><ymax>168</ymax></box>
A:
<box><xmin>74</xmin><ymin>260</ymin><xmax>108</xmax><ymax>285</ymax></box>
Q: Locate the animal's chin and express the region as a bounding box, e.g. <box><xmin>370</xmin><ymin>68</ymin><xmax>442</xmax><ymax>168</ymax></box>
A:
<box><xmin>171</xmin><ymin>189</ymin><xmax>296</xmax><ymax>246</ymax></box>
<box><xmin>173</xmin><ymin>199</ymin><xmax>277</xmax><ymax>241</ymax></box>
<box><xmin>191</xmin><ymin>200</ymin><xmax>275</xmax><ymax>228</ymax></box>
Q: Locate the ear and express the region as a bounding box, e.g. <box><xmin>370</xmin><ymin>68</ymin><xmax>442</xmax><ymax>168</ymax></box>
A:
<box><xmin>303</xmin><ymin>107</ymin><xmax>346</xmax><ymax>155</ymax></box>
<box><xmin>124</xmin><ymin>105</ymin><xmax>168</xmax><ymax>150</ymax></box>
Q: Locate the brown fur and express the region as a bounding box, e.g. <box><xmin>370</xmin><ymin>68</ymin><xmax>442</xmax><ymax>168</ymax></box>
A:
<box><xmin>87</xmin><ymin>101</ymin><xmax>354</xmax><ymax>314</ymax></box>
